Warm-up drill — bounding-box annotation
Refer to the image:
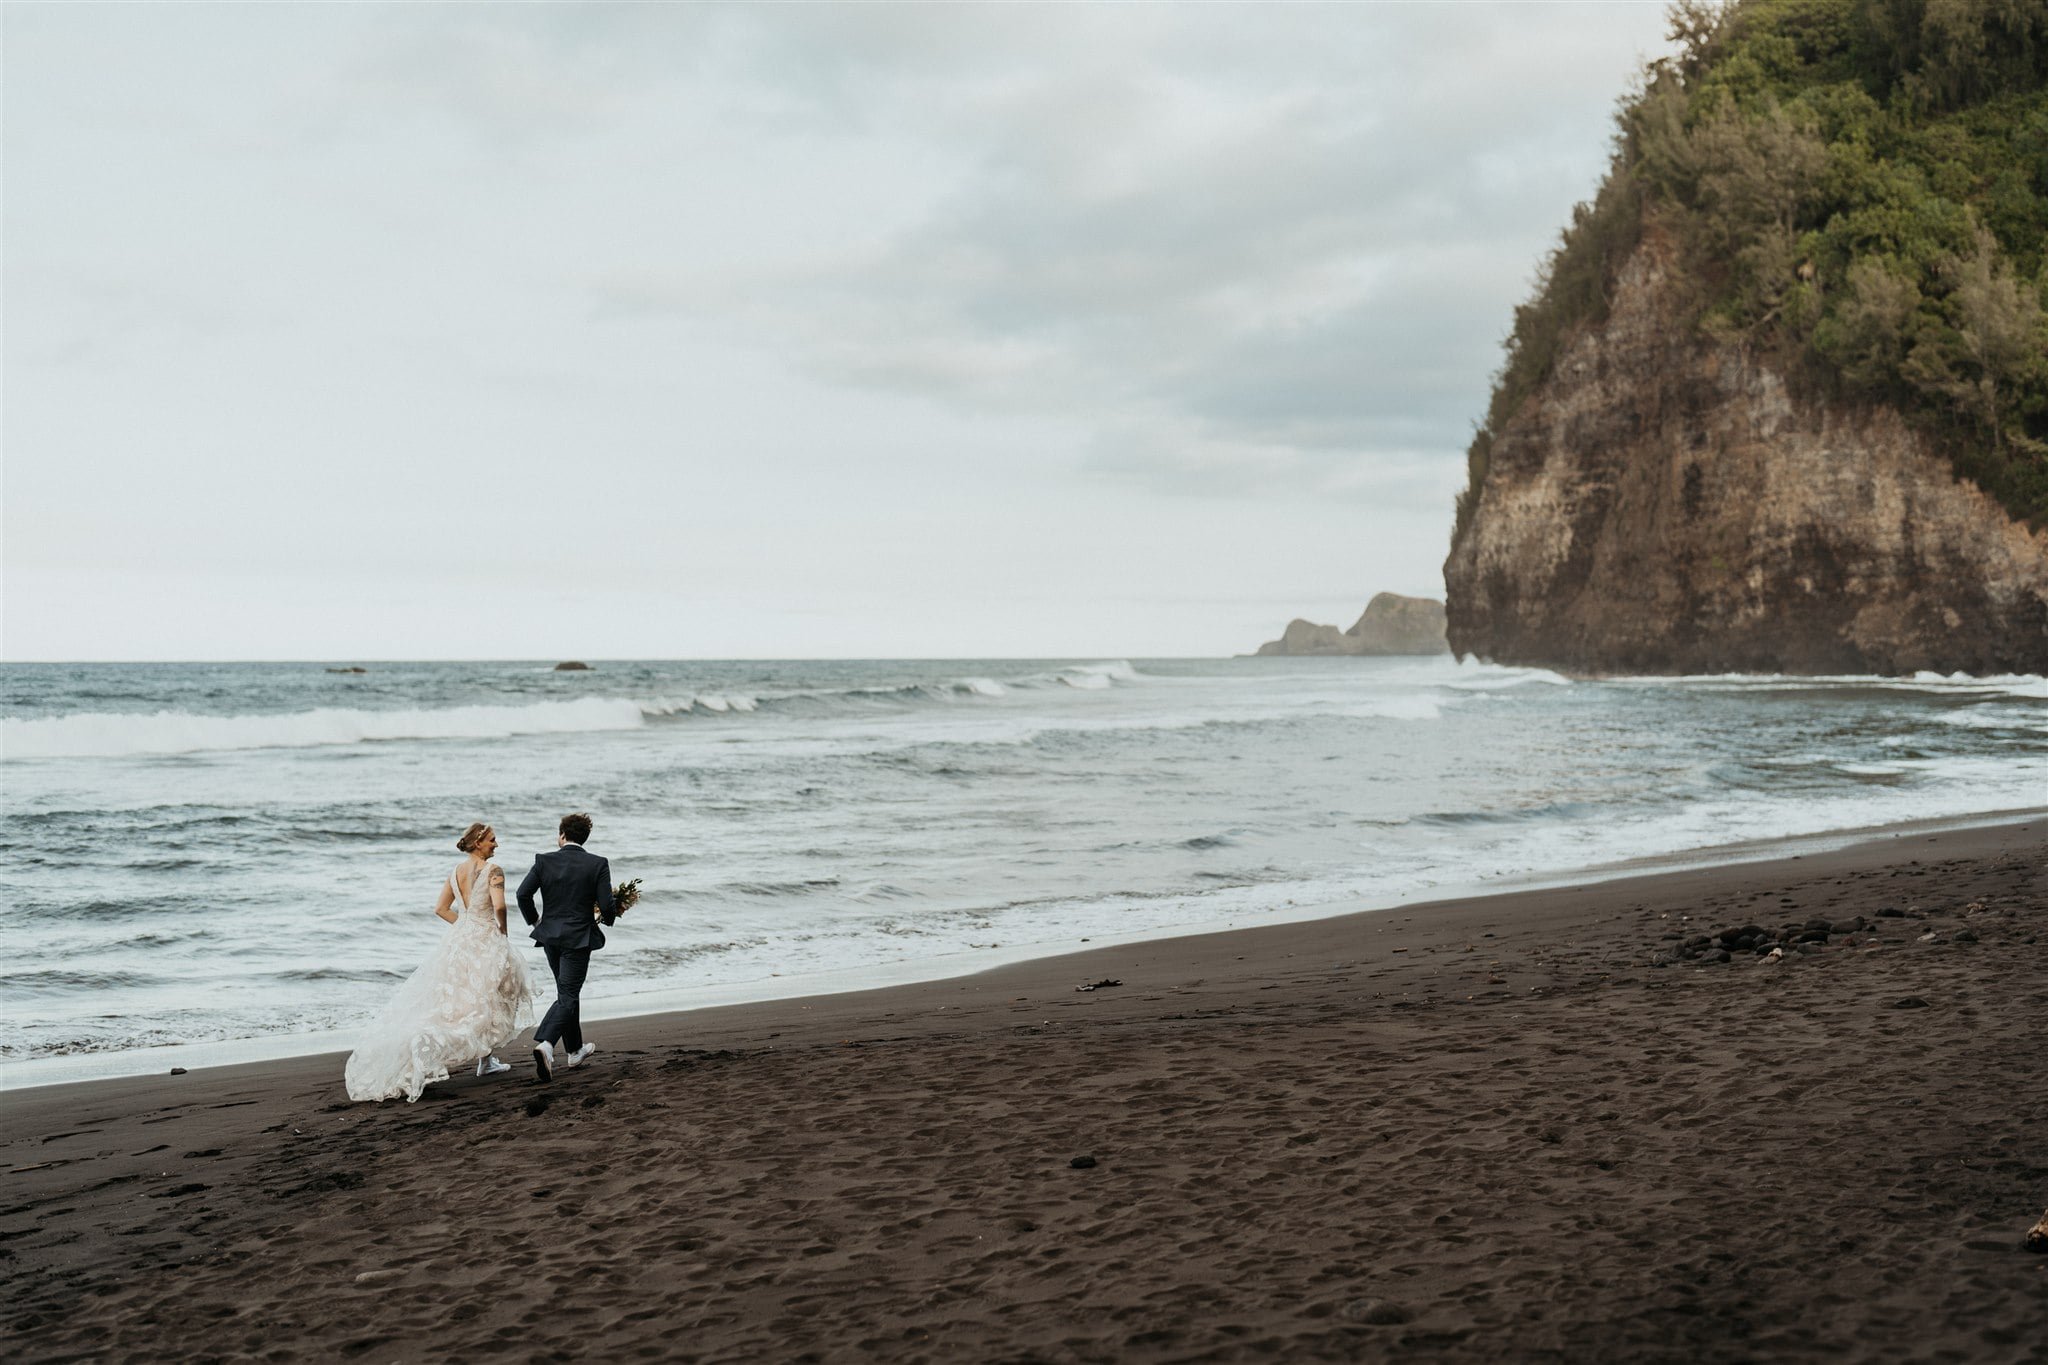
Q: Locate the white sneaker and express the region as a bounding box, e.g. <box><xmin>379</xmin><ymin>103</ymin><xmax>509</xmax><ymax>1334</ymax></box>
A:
<box><xmin>475</xmin><ymin>1056</ymin><xmax>511</xmax><ymax>1078</ymax></box>
<box><xmin>532</xmin><ymin>1040</ymin><xmax>555</xmax><ymax>1082</ymax></box>
<box><xmin>564</xmin><ymin>1043</ymin><xmax>597</xmax><ymax>1069</ymax></box>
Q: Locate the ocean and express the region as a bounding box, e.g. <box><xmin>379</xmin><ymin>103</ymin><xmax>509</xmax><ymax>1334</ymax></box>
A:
<box><xmin>2</xmin><ymin>657</ymin><xmax>2043</xmax><ymax>1080</ymax></box>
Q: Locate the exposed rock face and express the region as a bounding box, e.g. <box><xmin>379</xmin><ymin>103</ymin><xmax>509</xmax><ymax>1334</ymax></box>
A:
<box><xmin>1259</xmin><ymin>619</ymin><xmax>1355</xmax><ymax>656</ymax></box>
<box><xmin>1444</xmin><ymin>228</ymin><xmax>2048</xmax><ymax>675</ymax></box>
<box><xmin>1255</xmin><ymin>593</ymin><xmax>1449</xmax><ymax>656</ymax></box>
<box><xmin>1346</xmin><ymin>593</ymin><xmax>1450</xmax><ymax>654</ymax></box>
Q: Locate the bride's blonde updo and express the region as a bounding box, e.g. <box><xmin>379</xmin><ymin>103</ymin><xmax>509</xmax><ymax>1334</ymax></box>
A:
<box><xmin>456</xmin><ymin>822</ymin><xmax>492</xmax><ymax>853</ymax></box>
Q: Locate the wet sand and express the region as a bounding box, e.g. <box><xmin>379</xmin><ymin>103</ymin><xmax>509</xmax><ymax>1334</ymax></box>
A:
<box><xmin>4</xmin><ymin>820</ymin><xmax>2044</xmax><ymax>1362</ymax></box>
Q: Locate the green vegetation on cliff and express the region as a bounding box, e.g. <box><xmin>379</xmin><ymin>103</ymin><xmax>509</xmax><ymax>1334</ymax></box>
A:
<box><xmin>1455</xmin><ymin>0</ymin><xmax>2048</xmax><ymax>536</ymax></box>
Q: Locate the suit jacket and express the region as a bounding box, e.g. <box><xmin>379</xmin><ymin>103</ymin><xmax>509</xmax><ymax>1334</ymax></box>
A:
<box><xmin>517</xmin><ymin>844</ymin><xmax>618</xmax><ymax>952</ymax></box>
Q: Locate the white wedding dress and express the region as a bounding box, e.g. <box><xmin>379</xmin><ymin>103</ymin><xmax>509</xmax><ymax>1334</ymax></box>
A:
<box><xmin>345</xmin><ymin>860</ymin><xmax>535</xmax><ymax>1103</ymax></box>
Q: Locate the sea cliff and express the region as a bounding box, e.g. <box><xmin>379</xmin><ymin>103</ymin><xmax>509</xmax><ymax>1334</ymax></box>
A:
<box><xmin>1442</xmin><ymin>226</ymin><xmax>2048</xmax><ymax>675</ymax></box>
<box><xmin>1442</xmin><ymin>0</ymin><xmax>2048</xmax><ymax>675</ymax></box>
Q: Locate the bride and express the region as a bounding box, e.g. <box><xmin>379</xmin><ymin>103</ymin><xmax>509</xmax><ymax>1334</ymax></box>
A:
<box><xmin>345</xmin><ymin>822</ymin><xmax>535</xmax><ymax>1102</ymax></box>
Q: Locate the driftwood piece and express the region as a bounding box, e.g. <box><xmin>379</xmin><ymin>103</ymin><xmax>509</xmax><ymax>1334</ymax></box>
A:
<box><xmin>2027</xmin><ymin>1207</ymin><xmax>2048</xmax><ymax>1253</ymax></box>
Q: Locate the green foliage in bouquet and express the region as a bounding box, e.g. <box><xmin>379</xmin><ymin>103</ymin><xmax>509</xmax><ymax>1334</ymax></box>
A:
<box><xmin>612</xmin><ymin>879</ymin><xmax>642</xmax><ymax>917</ymax></box>
<box><xmin>1455</xmin><ymin>0</ymin><xmax>2048</xmax><ymax>541</ymax></box>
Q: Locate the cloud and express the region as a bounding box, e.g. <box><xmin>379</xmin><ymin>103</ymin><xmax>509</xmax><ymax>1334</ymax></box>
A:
<box><xmin>585</xmin><ymin>5</ymin><xmax>1673</xmax><ymax>500</ymax></box>
<box><xmin>2</xmin><ymin>3</ymin><xmax>1676</xmax><ymax>657</ymax></box>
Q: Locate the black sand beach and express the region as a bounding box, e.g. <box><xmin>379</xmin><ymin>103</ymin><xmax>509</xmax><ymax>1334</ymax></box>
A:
<box><xmin>4</xmin><ymin>821</ymin><xmax>2044</xmax><ymax>1362</ymax></box>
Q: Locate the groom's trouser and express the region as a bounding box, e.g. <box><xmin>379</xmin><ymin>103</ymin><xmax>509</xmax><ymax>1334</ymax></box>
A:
<box><xmin>536</xmin><ymin>946</ymin><xmax>590</xmax><ymax>1052</ymax></box>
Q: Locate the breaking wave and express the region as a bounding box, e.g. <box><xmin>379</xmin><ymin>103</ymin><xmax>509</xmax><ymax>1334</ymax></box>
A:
<box><xmin>634</xmin><ymin>662</ymin><xmax>1138</xmax><ymax>719</ymax></box>
<box><xmin>2</xmin><ymin>662</ymin><xmax>1147</xmax><ymax>760</ymax></box>
<box><xmin>2</xmin><ymin>697</ymin><xmax>650</xmax><ymax>760</ymax></box>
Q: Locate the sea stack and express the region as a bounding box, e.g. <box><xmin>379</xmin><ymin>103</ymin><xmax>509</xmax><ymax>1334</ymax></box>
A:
<box><xmin>1255</xmin><ymin>593</ymin><xmax>1448</xmax><ymax>656</ymax></box>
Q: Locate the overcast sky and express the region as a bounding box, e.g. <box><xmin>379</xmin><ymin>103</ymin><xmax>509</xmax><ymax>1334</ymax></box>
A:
<box><xmin>3</xmin><ymin>3</ymin><xmax>1673</xmax><ymax>661</ymax></box>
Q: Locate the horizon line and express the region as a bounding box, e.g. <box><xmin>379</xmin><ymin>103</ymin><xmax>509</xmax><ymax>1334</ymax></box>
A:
<box><xmin>0</xmin><ymin>653</ymin><xmax>1254</xmax><ymax>667</ymax></box>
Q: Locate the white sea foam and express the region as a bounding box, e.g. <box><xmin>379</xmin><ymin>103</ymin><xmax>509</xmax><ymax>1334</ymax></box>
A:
<box><xmin>641</xmin><ymin>693</ymin><xmax>762</xmax><ymax>716</ymax></box>
<box><xmin>1440</xmin><ymin>664</ymin><xmax>1573</xmax><ymax>691</ymax></box>
<box><xmin>1624</xmin><ymin>671</ymin><xmax>2048</xmax><ymax>699</ymax></box>
<box><xmin>1935</xmin><ymin>706</ymin><xmax>2048</xmax><ymax>730</ymax></box>
<box><xmin>1909</xmin><ymin>670</ymin><xmax>2048</xmax><ymax>693</ymax></box>
<box><xmin>0</xmin><ymin>697</ymin><xmax>647</xmax><ymax>760</ymax></box>
<box><xmin>636</xmin><ymin>665</ymin><xmax>1110</xmax><ymax>718</ymax></box>
<box><xmin>0</xmin><ymin>661</ymin><xmax>1145</xmax><ymax>760</ymax></box>
<box><xmin>1053</xmin><ymin>660</ymin><xmax>1140</xmax><ymax>689</ymax></box>
<box><xmin>1344</xmin><ymin>695</ymin><xmax>1445</xmax><ymax>721</ymax></box>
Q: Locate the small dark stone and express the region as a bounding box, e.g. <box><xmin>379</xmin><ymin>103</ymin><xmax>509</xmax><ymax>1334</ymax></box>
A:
<box><xmin>1878</xmin><ymin>907</ymin><xmax>1904</xmax><ymax>918</ymax></box>
<box><xmin>1069</xmin><ymin>1155</ymin><xmax>1097</xmax><ymax>1169</ymax></box>
<box><xmin>1796</xmin><ymin>929</ymin><xmax>1830</xmax><ymax>943</ymax></box>
<box><xmin>553</xmin><ymin>661</ymin><xmax>592</xmax><ymax>671</ymax></box>
<box><xmin>1954</xmin><ymin>929</ymin><xmax>1978</xmax><ymax>943</ymax></box>
<box><xmin>169</xmin><ymin>1067</ymin><xmax>188</xmax><ymax>1075</ymax></box>
<box><xmin>1803</xmin><ymin>918</ymin><xmax>1833</xmax><ymax>933</ymax></box>
<box><xmin>1890</xmin><ymin>997</ymin><xmax>1930</xmax><ymax>1010</ymax></box>
<box><xmin>1704</xmin><ymin>949</ymin><xmax>1731</xmax><ymax>964</ymax></box>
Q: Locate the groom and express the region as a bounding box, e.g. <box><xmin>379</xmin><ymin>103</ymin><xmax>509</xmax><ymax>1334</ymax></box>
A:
<box><xmin>517</xmin><ymin>812</ymin><xmax>618</xmax><ymax>1082</ymax></box>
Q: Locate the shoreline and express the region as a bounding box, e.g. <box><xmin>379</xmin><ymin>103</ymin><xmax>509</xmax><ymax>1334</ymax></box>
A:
<box><xmin>4</xmin><ymin>815</ymin><xmax>2042</xmax><ymax>1361</ymax></box>
<box><xmin>7</xmin><ymin>806</ymin><xmax>2043</xmax><ymax>1093</ymax></box>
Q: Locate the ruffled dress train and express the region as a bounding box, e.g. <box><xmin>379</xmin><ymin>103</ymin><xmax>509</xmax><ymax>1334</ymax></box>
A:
<box><xmin>345</xmin><ymin>861</ymin><xmax>535</xmax><ymax>1103</ymax></box>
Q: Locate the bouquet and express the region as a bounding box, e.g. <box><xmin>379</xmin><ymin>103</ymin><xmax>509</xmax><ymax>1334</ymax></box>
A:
<box><xmin>612</xmin><ymin>878</ymin><xmax>642</xmax><ymax>917</ymax></box>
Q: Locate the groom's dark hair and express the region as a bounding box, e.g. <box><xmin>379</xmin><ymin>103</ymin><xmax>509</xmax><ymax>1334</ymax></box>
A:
<box><xmin>560</xmin><ymin>812</ymin><xmax>593</xmax><ymax>844</ymax></box>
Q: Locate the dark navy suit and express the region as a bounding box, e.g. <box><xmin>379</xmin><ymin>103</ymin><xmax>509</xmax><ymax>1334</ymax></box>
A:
<box><xmin>517</xmin><ymin>843</ymin><xmax>617</xmax><ymax>1052</ymax></box>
